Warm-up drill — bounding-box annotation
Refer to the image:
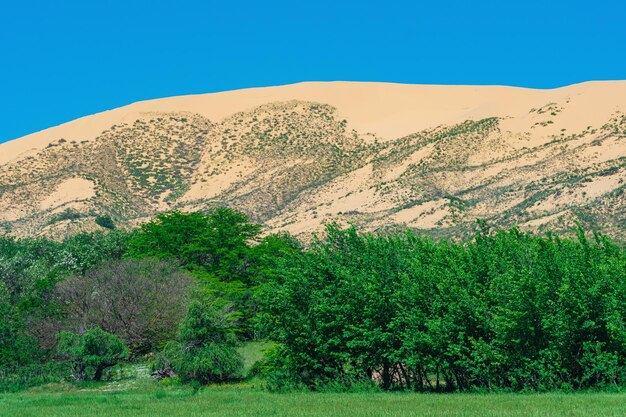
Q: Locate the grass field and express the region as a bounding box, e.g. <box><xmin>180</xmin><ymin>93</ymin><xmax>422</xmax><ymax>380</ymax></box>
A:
<box><xmin>2</xmin><ymin>384</ymin><xmax>626</xmax><ymax>417</ymax></box>
<box><xmin>2</xmin><ymin>346</ymin><xmax>625</xmax><ymax>417</ymax></box>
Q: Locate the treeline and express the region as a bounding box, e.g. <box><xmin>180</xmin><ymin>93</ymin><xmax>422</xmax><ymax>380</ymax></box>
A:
<box><xmin>261</xmin><ymin>224</ymin><xmax>626</xmax><ymax>391</ymax></box>
<box><xmin>0</xmin><ymin>208</ymin><xmax>298</xmax><ymax>388</ymax></box>
<box><xmin>2</xmin><ymin>209</ymin><xmax>626</xmax><ymax>392</ymax></box>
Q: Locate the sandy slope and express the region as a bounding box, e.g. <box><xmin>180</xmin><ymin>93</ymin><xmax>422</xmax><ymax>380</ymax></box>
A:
<box><xmin>3</xmin><ymin>81</ymin><xmax>626</xmax><ymax>165</ymax></box>
<box><xmin>1</xmin><ymin>80</ymin><xmax>625</xmax><ymax>240</ymax></box>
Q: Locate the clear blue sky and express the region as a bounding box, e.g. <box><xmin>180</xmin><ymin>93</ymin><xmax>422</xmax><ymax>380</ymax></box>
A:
<box><xmin>1</xmin><ymin>0</ymin><xmax>625</xmax><ymax>143</ymax></box>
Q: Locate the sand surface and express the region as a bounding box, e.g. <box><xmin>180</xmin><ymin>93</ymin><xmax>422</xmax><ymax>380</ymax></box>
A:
<box><xmin>3</xmin><ymin>81</ymin><xmax>626</xmax><ymax>165</ymax></box>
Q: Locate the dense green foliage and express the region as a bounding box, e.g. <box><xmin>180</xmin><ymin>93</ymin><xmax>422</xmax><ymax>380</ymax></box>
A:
<box><xmin>0</xmin><ymin>208</ymin><xmax>292</xmax><ymax>389</ymax></box>
<box><xmin>3</xmin><ymin>207</ymin><xmax>626</xmax><ymax>393</ymax></box>
<box><xmin>0</xmin><ymin>231</ymin><xmax>130</xmax><ymax>363</ymax></box>
<box><xmin>0</xmin><ymin>282</ymin><xmax>41</xmax><ymax>367</ymax></box>
<box><xmin>56</xmin><ymin>327</ymin><xmax>128</xmax><ymax>381</ymax></box>
<box><xmin>160</xmin><ymin>300</ymin><xmax>243</xmax><ymax>384</ymax></box>
<box><xmin>261</xmin><ymin>225</ymin><xmax>626</xmax><ymax>391</ymax></box>
<box><xmin>127</xmin><ymin>208</ymin><xmax>300</xmax><ymax>337</ymax></box>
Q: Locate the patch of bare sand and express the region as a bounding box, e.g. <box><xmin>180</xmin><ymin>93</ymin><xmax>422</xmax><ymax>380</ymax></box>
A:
<box><xmin>39</xmin><ymin>178</ymin><xmax>96</xmax><ymax>210</ymax></box>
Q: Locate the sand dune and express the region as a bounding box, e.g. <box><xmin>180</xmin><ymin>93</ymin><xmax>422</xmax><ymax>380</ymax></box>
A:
<box><xmin>1</xmin><ymin>81</ymin><xmax>625</xmax><ymax>240</ymax></box>
<box><xmin>3</xmin><ymin>81</ymin><xmax>625</xmax><ymax>165</ymax></box>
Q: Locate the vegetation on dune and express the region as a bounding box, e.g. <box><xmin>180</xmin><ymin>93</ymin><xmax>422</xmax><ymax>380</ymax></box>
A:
<box><xmin>47</xmin><ymin>208</ymin><xmax>85</xmax><ymax>225</ymax></box>
<box><xmin>2</xmin><ymin>208</ymin><xmax>626</xmax><ymax>394</ymax></box>
<box><xmin>94</xmin><ymin>215</ymin><xmax>115</xmax><ymax>230</ymax></box>
<box><xmin>1</xmin><ymin>105</ymin><xmax>625</xmax><ymax>242</ymax></box>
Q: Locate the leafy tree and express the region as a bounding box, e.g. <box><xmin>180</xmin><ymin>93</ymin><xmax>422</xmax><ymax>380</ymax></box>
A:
<box><xmin>56</xmin><ymin>327</ymin><xmax>128</xmax><ymax>381</ymax></box>
<box><xmin>55</xmin><ymin>258</ymin><xmax>192</xmax><ymax>354</ymax></box>
<box><xmin>128</xmin><ymin>210</ymin><xmax>212</xmax><ymax>262</ymax></box>
<box><xmin>128</xmin><ymin>208</ymin><xmax>261</xmax><ymax>279</ymax></box>
<box><xmin>161</xmin><ymin>300</ymin><xmax>243</xmax><ymax>384</ymax></box>
<box><xmin>128</xmin><ymin>208</ymin><xmax>299</xmax><ymax>337</ymax></box>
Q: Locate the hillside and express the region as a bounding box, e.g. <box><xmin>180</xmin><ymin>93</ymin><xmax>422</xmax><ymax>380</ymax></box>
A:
<box><xmin>1</xmin><ymin>81</ymin><xmax>625</xmax><ymax>240</ymax></box>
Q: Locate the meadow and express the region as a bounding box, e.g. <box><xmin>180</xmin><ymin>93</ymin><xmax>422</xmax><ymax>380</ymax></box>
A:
<box><xmin>2</xmin><ymin>384</ymin><xmax>626</xmax><ymax>417</ymax></box>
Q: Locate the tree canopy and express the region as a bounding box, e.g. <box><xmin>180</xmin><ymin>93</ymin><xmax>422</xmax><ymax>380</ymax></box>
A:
<box><xmin>261</xmin><ymin>225</ymin><xmax>626</xmax><ymax>391</ymax></box>
<box><xmin>3</xmin><ymin>209</ymin><xmax>626</xmax><ymax>392</ymax></box>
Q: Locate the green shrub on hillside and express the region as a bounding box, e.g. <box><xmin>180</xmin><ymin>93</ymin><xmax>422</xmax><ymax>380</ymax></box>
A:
<box><xmin>47</xmin><ymin>208</ymin><xmax>83</xmax><ymax>225</ymax></box>
<box><xmin>95</xmin><ymin>215</ymin><xmax>115</xmax><ymax>230</ymax></box>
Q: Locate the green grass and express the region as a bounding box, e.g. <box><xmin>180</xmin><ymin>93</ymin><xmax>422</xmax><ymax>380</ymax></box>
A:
<box><xmin>237</xmin><ymin>341</ymin><xmax>273</xmax><ymax>375</ymax></box>
<box><xmin>1</xmin><ymin>351</ymin><xmax>625</xmax><ymax>416</ymax></box>
<box><xmin>2</xmin><ymin>383</ymin><xmax>626</xmax><ymax>417</ymax></box>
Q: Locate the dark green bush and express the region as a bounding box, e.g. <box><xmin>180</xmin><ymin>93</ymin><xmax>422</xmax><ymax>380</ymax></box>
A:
<box><xmin>56</xmin><ymin>327</ymin><xmax>128</xmax><ymax>381</ymax></box>
<box><xmin>95</xmin><ymin>215</ymin><xmax>116</xmax><ymax>230</ymax></box>
<box><xmin>47</xmin><ymin>208</ymin><xmax>83</xmax><ymax>225</ymax></box>
<box><xmin>161</xmin><ymin>300</ymin><xmax>243</xmax><ymax>384</ymax></box>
